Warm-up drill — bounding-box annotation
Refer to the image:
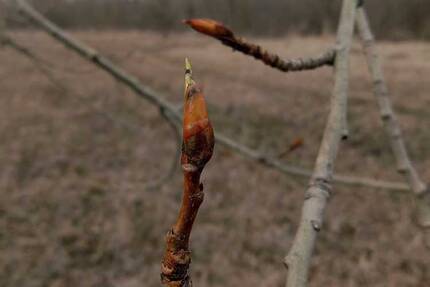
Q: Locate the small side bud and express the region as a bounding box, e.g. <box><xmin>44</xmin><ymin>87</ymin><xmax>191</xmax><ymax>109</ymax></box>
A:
<box><xmin>183</xmin><ymin>18</ymin><xmax>234</xmax><ymax>40</ymax></box>
<box><xmin>278</xmin><ymin>138</ymin><xmax>304</xmax><ymax>158</ymax></box>
<box><xmin>288</xmin><ymin>138</ymin><xmax>304</xmax><ymax>153</ymax></box>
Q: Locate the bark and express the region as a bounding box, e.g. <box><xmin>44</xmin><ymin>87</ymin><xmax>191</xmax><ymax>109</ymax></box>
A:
<box><xmin>284</xmin><ymin>1</ymin><xmax>358</xmax><ymax>286</ymax></box>
<box><xmin>356</xmin><ymin>7</ymin><xmax>430</xmax><ymax>230</ymax></box>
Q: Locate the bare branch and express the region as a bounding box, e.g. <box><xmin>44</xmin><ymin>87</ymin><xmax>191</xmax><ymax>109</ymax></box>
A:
<box><xmin>161</xmin><ymin>60</ymin><xmax>215</xmax><ymax>287</ymax></box>
<box><xmin>145</xmin><ymin>119</ymin><xmax>181</xmax><ymax>191</ymax></box>
<box><xmin>1</xmin><ymin>35</ymin><xmax>65</xmax><ymax>89</ymax></box>
<box><xmin>284</xmin><ymin>1</ymin><xmax>358</xmax><ymax>286</ymax></box>
<box><xmin>15</xmin><ymin>0</ymin><xmax>411</xmax><ymax>193</ymax></box>
<box><xmin>184</xmin><ymin>18</ymin><xmax>335</xmax><ymax>73</ymax></box>
<box><xmin>16</xmin><ymin>0</ymin><xmax>179</xmax><ymax>126</ymax></box>
<box><xmin>2</xmin><ymin>29</ymin><xmax>181</xmax><ymax>190</ymax></box>
<box><xmin>356</xmin><ymin>7</ymin><xmax>430</xmax><ymax>230</ymax></box>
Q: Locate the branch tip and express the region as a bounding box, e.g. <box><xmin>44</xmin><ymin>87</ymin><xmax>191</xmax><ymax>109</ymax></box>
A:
<box><xmin>184</xmin><ymin>57</ymin><xmax>194</xmax><ymax>95</ymax></box>
<box><xmin>162</xmin><ymin>62</ymin><xmax>214</xmax><ymax>286</ymax></box>
<box><xmin>184</xmin><ymin>18</ymin><xmax>234</xmax><ymax>39</ymax></box>
<box><xmin>185</xmin><ymin>17</ymin><xmax>335</xmax><ymax>73</ymax></box>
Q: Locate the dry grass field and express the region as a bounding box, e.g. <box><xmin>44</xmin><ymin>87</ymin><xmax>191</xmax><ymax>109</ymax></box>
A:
<box><xmin>0</xmin><ymin>31</ymin><xmax>429</xmax><ymax>287</ymax></box>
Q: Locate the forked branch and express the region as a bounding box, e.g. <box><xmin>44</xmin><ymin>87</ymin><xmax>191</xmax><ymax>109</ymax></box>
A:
<box><xmin>284</xmin><ymin>1</ymin><xmax>358</xmax><ymax>286</ymax></box>
<box><xmin>15</xmin><ymin>0</ymin><xmax>411</xmax><ymax>193</ymax></box>
<box><xmin>184</xmin><ymin>18</ymin><xmax>335</xmax><ymax>72</ymax></box>
<box><xmin>161</xmin><ymin>59</ymin><xmax>214</xmax><ymax>287</ymax></box>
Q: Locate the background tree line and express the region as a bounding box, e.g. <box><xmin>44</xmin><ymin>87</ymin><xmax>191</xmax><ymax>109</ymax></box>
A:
<box><xmin>6</xmin><ymin>0</ymin><xmax>430</xmax><ymax>39</ymax></box>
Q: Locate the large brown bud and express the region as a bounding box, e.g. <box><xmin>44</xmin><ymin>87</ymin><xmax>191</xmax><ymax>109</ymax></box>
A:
<box><xmin>182</xmin><ymin>84</ymin><xmax>214</xmax><ymax>170</ymax></box>
<box><xmin>183</xmin><ymin>18</ymin><xmax>234</xmax><ymax>40</ymax></box>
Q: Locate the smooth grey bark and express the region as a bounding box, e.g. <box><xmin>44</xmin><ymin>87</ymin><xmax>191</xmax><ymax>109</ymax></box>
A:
<box><xmin>284</xmin><ymin>1</ymin><xmax>358</xmax><ymax>286</ymax></box>
<box><xmin>356</xmin><ymin>7</ymin><xmax>430</xmax><ymax>231</ymax></box>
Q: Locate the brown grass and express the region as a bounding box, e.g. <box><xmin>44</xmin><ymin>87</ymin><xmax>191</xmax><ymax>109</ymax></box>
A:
<box><xmin>0</xmin><ymin>31</ymin><xmax>429</xmax><ymax>287</ymax></box>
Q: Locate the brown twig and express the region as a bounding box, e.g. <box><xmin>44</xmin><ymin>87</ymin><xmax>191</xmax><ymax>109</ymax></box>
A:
<box><xmin>161</xmin><ymin>59</ymin><xmax>214</xmax><ymax>287</ymax></box>
<box><xmin>184</xmin><ymin>18</ymin><xmax>336</xmax><ymax>72</ymax></box>
<box><xmin>284</xmin><ymin>0</ymin><xmax>358</xmax><ymax>286</ymax></box>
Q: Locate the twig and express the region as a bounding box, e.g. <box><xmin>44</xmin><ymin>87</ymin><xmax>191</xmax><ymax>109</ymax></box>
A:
<box><xmin>3</xmin><ymin>31</ymin><xmax>180</xmax><ymax>190</ymax></box>
<box><xmin>1</xmin><ymin>35</ymin><xmax>67</xmax><ymax>90</ymax></box>
<box><xmin>284</xmin><ymin>1</ymin><xmax>357</xmax><ymax>287</ymax></box>
<box><xmin>356</xmin><ymin>7</ymin><xmax>430</xmax><ymax>230</ymax></box>
<box><xmin>161</xmin><ymin>59</ymin><xmax>214</xmax><ymax>287</ymax></box>
<box><xmin>184</xmin><ymin>18</ymin><xmax>336</xmax><ymax>72</ymax></box>
<box><xmin>16</xmin><ymin>0</ymin><xmax>179</xmax><ymax>125</ymax></box>
<box><xmin>15</xmin><ymin>0</ymin><xmax>411</xmax><ymax>193</ymax></box>
<box><xmin>1</xmin><ymin>34</ymin><xmax>52</xmax><ymax>68</ymax></box>
<box><xmin>1</xmin><ymin>34</ymin><xmax>138</xmax><ymax>133</ymax></box>
<box><xmin>145</xmin><ymin>118</ymin><xmax>181</xmax><ymax>191</ymax></box>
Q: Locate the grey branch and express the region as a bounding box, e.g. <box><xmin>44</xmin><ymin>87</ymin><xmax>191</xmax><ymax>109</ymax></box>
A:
<box><xmin>145</xmin><ymin>119</ymin><xmax>181</xmax><ymax>191</ymax></box>
<box><xmin>356</xmin><ymin>8</ymin><xmax>430</xmax><ymax>230</ymax></box>
<box><xmin>1</xmin><ymin>35</ymin><xmax>68</xmax><ymax>91</ymax></box>
<box><xmin>15</xmin><ymin>0</ymin><xmax>410</xmax><ymax>193</ymax></box>
<box><xmin>284</xmin><ymin>1</ymin><xmax>358</xmax><ymax>287</ymax></box>
<box><xmin>2</xmin><ymin>28</ymin><xmax>180</xmax><ymax>190</ymax></box>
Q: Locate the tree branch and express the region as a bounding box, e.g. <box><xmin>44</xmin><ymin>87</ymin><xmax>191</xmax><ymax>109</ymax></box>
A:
<box><xmin>356</xmin><ymin>7</ymin><xmax>430</xmax><ymax>231</ymax></box>
<box><xmin>15</xmin><ymin>0</ymin><xmax>410</xmax><ymax>193</ymax></box>
<box><xmin>2</xmin><ymin>23</ymin><xmax>180</xmax><ymax>189</ymax></box>
<box><xmin>161</xmin><ymin>59</ymin><xmax>214</xmax><ymax>287</ymax></box>
<box><xmin>145</xmin><ymin>119</ymin><xmax>181</xmax><ymax>191</ymax></box>
<box><xmin>1</xmin><ymin>35</ymin><xmax>66</xmax><ymax>88</ymax></box>
<box><xmin>284</xmin><ymin>1</ymin><xmax>358</xmax><ymax>286</ymax></box>
<box><xmin>184</xmin><ymin>18</ymin><xmax>335</xmax><ymax>72</ymax></box>
<box><xmin>16</xmin><ymin>0</ymin><xmax>180</xmax><ymax>128</ymax></box>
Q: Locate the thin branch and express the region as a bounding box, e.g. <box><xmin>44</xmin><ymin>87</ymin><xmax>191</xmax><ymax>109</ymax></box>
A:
<box><xmin>3</xmin><ymin>31</ymin><xmax>180</xmax><ymax>190</ymax></box>
<box><xmin>183</xmin><ymin>18</ymin><xmax>348</xmax><ymax>138</ymax></box>
<box><xmin>1</xmin><ymin>35</ymin><xmax>67</xmax><ymax>91</ymax></box>
<box><xmin>145</xmin><ymin>119</ymin><xmax>181</xmax><ymax>191</ymax></box>
<box><xmin>284</xmin><ymin>1</ymin><xmax>357</xmax><ymax>287</ymax></box>
<box><xmin>16</xmin><ymin>0</ymin><xmax>178</xmax><ymax>121</ymax></box>
<box><xmin>161</xmin><ymin>59</ymin><xmax>215</xmax><ymax>287</ymax></box>
<box><xmin>15</xmin><ymin>0</ymin><xmax>411</xmax><ymax>193</ymax></box>
<box><xmin>356</xmin><ymin>7</ymin><xmax>430</xmax><ymax>229</ymax></box>
<box><xmin>184</xmin><ymin>18</ymin><xmax>335</xmax><ymax>72</ymax></box>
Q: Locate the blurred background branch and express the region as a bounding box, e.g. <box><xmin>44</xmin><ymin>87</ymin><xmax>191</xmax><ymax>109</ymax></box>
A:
<box><xmin>2</xmin><ymin>0</ymin><xmax>430</xmax><ymax>40</ymax></box>
<box><xmin>15</xmin><ymin>0</ymin><xmax>412</xmax><ymax>193</ymax></box>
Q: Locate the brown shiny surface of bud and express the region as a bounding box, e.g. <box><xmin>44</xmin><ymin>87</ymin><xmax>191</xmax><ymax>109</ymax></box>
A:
<box><xmin>183</xmin><ymin>18</ymin><xmax>234</xmax><ymax>39</ymax></box>
<box><xmin>182</xmin><ymin>84</ymin><xmax>214</xmax><ymax>169</ymax></box>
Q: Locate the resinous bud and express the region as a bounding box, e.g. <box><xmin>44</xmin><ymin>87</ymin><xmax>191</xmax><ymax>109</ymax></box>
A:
<box><xmin>182</xmin><ymin>84</ymin><xmax>214</xmax><ymax>169</ymax></box>
<box><xmin>183</xmin><ymin>18</ymin><xmax>234</xmax><ymax>39</ymax></box>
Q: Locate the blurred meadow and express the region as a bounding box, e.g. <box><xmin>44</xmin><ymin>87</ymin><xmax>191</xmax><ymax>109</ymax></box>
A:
<box><xmin>0</xmin><ymin>1</ymin><xmax>430</xmax><ymax>287</ymax></box>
